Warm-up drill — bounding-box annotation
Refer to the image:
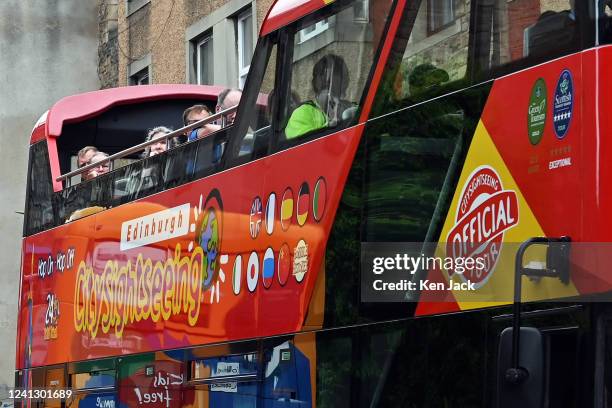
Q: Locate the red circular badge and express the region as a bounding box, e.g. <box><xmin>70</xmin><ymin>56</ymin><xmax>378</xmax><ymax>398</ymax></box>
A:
<box><xmin>446</xmin><ymin>166</ymin><xmax>519</xmax><ymax>288</ymax></box>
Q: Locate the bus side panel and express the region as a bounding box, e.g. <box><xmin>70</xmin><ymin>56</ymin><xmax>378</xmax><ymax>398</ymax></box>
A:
<box><xmin>575</xmin><ymin>46</ymin><xmax>612</xmax><ymax>294</ymax></box>
<box><xmin>18</xmin><ymin>126</ymin><xmax>362</xmax><ymax>368</ymax></box>
<box><xmin>418</xmin><ymin>53</ymin><xmax>587</xmax><ymax>314</ymax></box>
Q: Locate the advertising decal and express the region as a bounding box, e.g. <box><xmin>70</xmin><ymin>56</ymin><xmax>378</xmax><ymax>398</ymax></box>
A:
<box><xmin>18</xmin><ymin>125</ymin><xmax>358</xmax><ymax>369</ymax></box>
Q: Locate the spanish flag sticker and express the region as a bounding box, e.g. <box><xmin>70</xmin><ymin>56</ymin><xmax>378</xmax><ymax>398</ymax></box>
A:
<box><xmin>281</xmin><ymin>187</ymin><xmax>294</xmax><ymax>231</ymax></box>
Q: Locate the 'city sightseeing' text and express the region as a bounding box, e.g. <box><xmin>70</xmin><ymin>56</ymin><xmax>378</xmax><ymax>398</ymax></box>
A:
<box><xmin>74</xmin><ymin>244</ymin><xmax>205</xmax><ymax>338</ymax></box>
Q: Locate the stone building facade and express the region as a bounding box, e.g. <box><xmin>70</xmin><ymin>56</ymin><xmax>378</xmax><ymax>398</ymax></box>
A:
<box><xmin>99</xmin><ymin>0</ymin><xmax>275</xmax><ymax>90</ymax></box>
<box><xmin>0</xmin><ymin>1</ymin><xmax>100</xmax><ymax>402</ymax></box>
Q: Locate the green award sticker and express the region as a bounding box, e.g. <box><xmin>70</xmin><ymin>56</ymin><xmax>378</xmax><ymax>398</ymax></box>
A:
<box><xmin>528</xmin><ymin>78</ymin><xmax>547</xmax><ymax>145</ymax></box>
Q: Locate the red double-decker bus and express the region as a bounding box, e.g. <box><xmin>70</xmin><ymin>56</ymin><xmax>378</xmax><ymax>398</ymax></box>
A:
<box><xmin>15</xmin><ymin>0</ymin><xmax>612</xmax><ymax>406</ymax></box>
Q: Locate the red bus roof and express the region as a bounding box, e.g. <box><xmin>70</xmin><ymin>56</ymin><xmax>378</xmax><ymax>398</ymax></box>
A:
<box><xmin>31</xmin><ymin>84</ymin><xmax>223</xmax><ymax>145</ymax></box>
<box><xmin>260</xmin><ymin>0</ymin><xmax>333</xmax><ymax>36</ymax></box>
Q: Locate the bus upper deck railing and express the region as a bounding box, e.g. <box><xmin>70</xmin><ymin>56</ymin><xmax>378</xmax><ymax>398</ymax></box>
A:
<box><xmin>56</xmin><ymin>105</ymin><xmax>239</xmax><ymax>184</ymax></box>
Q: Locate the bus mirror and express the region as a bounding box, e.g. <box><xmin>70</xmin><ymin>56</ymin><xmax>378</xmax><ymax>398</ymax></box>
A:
<box><xmin>546</xmin><ymin>239</ymin><xmax>571</xmax><ymax>284</ymax></box>
<box><xmin>497</xmin><ymin>327</ymin><xmax>544</xmax><ymax>408</ymax></box>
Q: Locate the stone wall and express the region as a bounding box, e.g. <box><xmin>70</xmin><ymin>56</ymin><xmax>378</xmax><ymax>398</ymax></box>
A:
<box><xmin>115</xmin><ymin>0</ymin><xmax>272</xmax><ymax>87</ymax></box>
<box><xmin>0</xmin><ymin>1</ymin><xmax>99</xmax><ymax>403</ymax></box>
<box><xmin>99</xmin><ymin>0</ymin><xmax>119</xmax><ymax>88</ymax></box>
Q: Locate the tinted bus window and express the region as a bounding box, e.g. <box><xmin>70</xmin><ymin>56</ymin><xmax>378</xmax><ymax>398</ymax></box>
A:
<box><xmin>272</xmin><ymin>0</ymin><xmax>392</xmax><ymax>144</ymax></box>
<box><xmin>474</xmin><ymin>0</ymin><xmax>583</xmax><ymax>77</ymax></box>
<box><xmin>385</xmin><ymin>0</ymin><xmax>470</xmax><ymax>103</ymax></box>
<box><xmin>364</xmin><ymin>96</ymin><xmax>465</xmax><ymax>242</ymax></box>
<box><xmin>282</xmin><ymin>1</ymin><xmax>386</xmax><ymax>140</ymax></box>
<box><xmin>25</xmin><ymin>141</ymin><xmax>55</xmax><ymax>236</ymax></box>
<box><xmin>599</xmin><ymin>0</ymin><xmax>612</xmax><ymax>43</ymax></box>
<box><xmin>373</xmin><ymin>0</ymin><xmax>588</xmax><ymax>117</ymax></box>
<box><xmin>231</xmin><ymin>41</ymin><xmax>278</xmax><ymax>163</ymax></box>
<box><xmin>364</xmin><ymin>83</ymin><xmax>490</xmax><ymax>242</ymax></box>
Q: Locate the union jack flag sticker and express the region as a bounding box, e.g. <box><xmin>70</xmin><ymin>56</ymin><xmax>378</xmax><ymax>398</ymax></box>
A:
<box><xmin>250</xmin><ymin>196</ymin><xmax>262</xmax><ymax>238</ymax></box>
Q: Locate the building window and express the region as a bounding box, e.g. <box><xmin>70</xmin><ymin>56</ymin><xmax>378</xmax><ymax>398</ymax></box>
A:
<box><xmin>428</xmin><ymin>0</ymin><xmax>455</xmax><ymax>33</ymax></box>
<box><xmin>354</xmin><ymin>0</ymin><xmax>369</xmax><ymax>22</ymax></box>
<box><xmin>126</xmin><ymin>0</ymin><xmax>150</xmax><ymax>16</ymax></box>
<box><xmin>299</xmin><ymin>19</ymin><xmax>330</xmax><ymax>43</ymax></box>
<box><xmin>129</xmin><ymin>67</ymin><xmax>150</xmax><ymax>85</ymax></box>
<box><xmin>237</xmin><ymin>9</ymin><xmax>253</xmax><ymax>88</ymax></box>
<box><xmin>196</xmin><ymin>33</ymin><xmax>214</xmax><ymax>85</ymax></box>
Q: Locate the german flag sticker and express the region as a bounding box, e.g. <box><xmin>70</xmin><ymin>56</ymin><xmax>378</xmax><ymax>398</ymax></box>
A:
<box><xmin>297</xmin><ymin>182</ymin><xmax>310</xmax><ymax>226</ymax></box>
<box><xmin>313</xmin><ymin>177</ymin><xmax>327</xmax><ymax>222</ymax></box>
<box><xmin>281</xmin><ymin>187</ymin><xmax>294</xmax><ymax>231</ymax></box>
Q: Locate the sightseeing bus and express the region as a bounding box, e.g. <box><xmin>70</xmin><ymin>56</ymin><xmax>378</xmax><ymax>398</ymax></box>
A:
<box><xmin>15</xmin><ymin>0</ymin><xmax>612</xmax><ymax>406</ymax></box>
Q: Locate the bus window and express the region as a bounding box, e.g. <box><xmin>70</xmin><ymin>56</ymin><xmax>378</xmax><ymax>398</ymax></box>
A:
<box><xmin>69</xmin><ymin>359</ymin><xmax>117</xmax><ymax>408</ymax></box>
<box><xmin>382</xmin><ymin>0</ymin><xmax>470</xmax><ymax>105</ymax></box>
<box><xmin>25</xmin><ymin>142</ymin><xmax>55</xmax><ymax>235</ymax></box>
<box><xmin>226</xmin><ymin>33</ymin><xmax>279</xmax><ymax>165</ymax></box>
<box><xmin>363</xmin><ymin>90</ymin><xmax>476</xmax><ymax>242</ymax></box>
<box><xmin>117</xmin><ymin>353</ymin><xmax>184</xmax><ymax>407</ymax></box>
<box><xmin>279</xmin><ymin>0</ymin><xmax>393</xmax><ymax>142</ymax></box>
<box><xmin>72</xmin><ymin>369</ymin><xmax>116</xmax><ymax>390</ymax></box>
<box><xmin>373</xmin><ymin>0</ymin><xmax>591</xmax><ymax>116</ymax></box>
<box><xmin>44</xmin><ymin>366</ymin><xmax>65</xmax><ymax>408</ymax></box>
<box><xmin>260</xmin><ymin>339</ymin><xmax>313</xmax><ymax>406</ymax></box>
<box><xmin>600</xmin><ymin>0</ymin><xmax>612</xmax><ymax>43</ymax></box>
<box><xmin>474</xmin><ymin>0</ymin><xmax>585</xmax><ymax>77</ymax></box>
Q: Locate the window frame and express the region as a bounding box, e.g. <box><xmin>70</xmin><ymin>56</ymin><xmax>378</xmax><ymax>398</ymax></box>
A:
<box><xmin>298</xmin><ymin>19</ymin><xmax>331</xmax><ymax>43</ymax></box>
<box><xmin>427</xmin><ymin>0</ymin><xmax>456</xmax><ymax>35</ymax></box>
<box><xmin>224</xmin><ymin>32</ymin><xmax>282</xmax><ymax>167</ymax></box>
<box><xmin>353</xmin><ymin>0</ymin><xmax>369</xmax><ymax>22</ymax></box>
<box><xmin>237</xmin><ymin>8</ymin><xmax>254</xmax><ymax>88</ymax></box>
<box><xmin>129</xmin><ymin>67</ymin><xmax>150</xmax><ymax>86</ymax></box>
<box><xmin>196</xmin><ymin>32</ymin><xmax>214</xmax><ymax>85</ymax></box>
<box><xmin>126</xmin><ymin>0</ymin><xmax>150</xmax><ymax>17</ymax></box>
<box><xmin>24</xmin><ymin>141</ymin><xmax>56</xmax><ymax>236</ymax></box>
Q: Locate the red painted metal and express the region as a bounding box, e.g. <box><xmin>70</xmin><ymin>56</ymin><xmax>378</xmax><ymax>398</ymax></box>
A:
<box><xmin>17</xmin><ymin>125</ymin><xmax>362</xmax><ymax>368</ymax></box>
<box><xmin>30</xmin><ymin>84</ymin><xmax>222</xmax><ymax>145</ymax></box>
<box><xmin>260</xmin><ymin>0</ymin><xmax>329</xmax><ymax>36</ymax></box>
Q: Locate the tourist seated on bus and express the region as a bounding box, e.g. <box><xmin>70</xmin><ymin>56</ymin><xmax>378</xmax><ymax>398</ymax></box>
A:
<box><xmin>266</xmin><ymin>89</ymin><xmax>300</xmax><ymax>123</ymax></box>
<box><xmin>82</xmin><ymin>152</ymin><xmax>110</xmax><ymax>181</ymax></box>
<box><xmin>141</xmin><ymin>126</ymin><xmax>177</xmax><ymax>158</ymax></box>
<box><xmin>77</xmin><ymin>146</ymin><xmax>98</xmax><ymax>168</ymax></box>
<box><xmin>118</xmin><ymin>127</ymin><xmax>175</xmax><ymax>199</ymax></box>
<box><xmin>285</xmin><ymin>54</ymin><xmax>354</xmax><ymax>139</ymax></box>
<box><xmin>183</xmin><ymin>105</ymin><xmax>221</xmax><ymax>141</ymax></box>
<box><xmin>239</xmin><ymin>89</ymin><xmax>302</xmax><ymax>157</ymax></box>
<box><xmin>216</xmin><ymin>88</ymin><xmax>242</xmax><ymax>125</ymax></box>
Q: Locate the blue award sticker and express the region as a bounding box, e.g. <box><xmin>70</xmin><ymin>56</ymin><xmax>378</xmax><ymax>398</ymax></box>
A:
<box><xmin>552</xmin><ymin>70</ymin><xmax>573</xmax><ymax>139</ymax></box>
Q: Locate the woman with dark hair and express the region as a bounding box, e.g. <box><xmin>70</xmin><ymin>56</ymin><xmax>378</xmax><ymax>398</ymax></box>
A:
<box><xmin>285</xmin><ymin>54</ymin><xmax>353</xmax><ymax>139</ymax></box>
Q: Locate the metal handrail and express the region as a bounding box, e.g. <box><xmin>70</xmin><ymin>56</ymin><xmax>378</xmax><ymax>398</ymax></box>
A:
<box><xmin>56</xmin><ymin>105</ymin><xmax>238</xmax><ymax>183</ymax></box>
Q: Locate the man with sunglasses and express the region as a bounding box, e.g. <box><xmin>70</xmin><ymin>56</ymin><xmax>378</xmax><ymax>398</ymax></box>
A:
<box><xmin>182</xmin><ymin>104</ymin><xmax>221</xmax><ymax>142</ymax></box>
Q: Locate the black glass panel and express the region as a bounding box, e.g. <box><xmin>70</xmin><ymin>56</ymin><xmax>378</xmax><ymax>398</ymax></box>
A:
<box><xmin>315</xmin><ymin>315</ymin><xmax>486</xmax><ymax>407</ymax></box>
<box><xmin>25</xmin><ymin>142</ymin><xmax>56</xmax><ymax>236</ymax></box>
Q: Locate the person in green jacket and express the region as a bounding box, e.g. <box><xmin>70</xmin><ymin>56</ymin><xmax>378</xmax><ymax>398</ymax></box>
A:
<box><xmin>285</xmin><ymin>54</ymin><xmax>351</xmax><ymax>139</ymax></box>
